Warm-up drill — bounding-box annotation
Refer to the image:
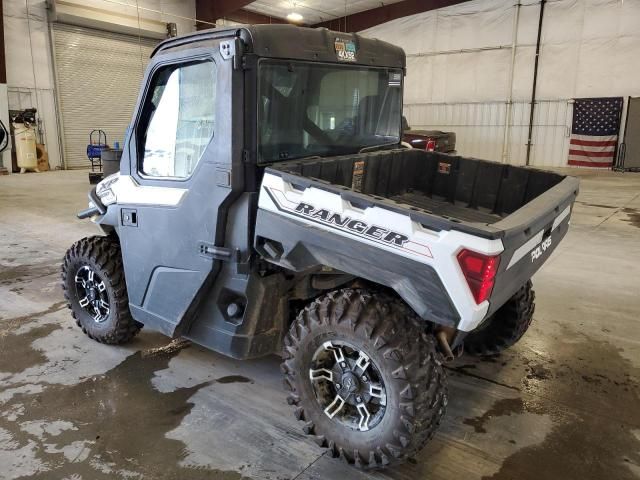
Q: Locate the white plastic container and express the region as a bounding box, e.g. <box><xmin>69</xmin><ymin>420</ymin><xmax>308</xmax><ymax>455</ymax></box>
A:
<box><xmin>14</xmin><ymin>124</ymin><xmax>38</xmax><ymax>173</ymax></box>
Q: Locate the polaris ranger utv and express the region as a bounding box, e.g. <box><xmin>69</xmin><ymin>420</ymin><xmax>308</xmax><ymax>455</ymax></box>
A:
<box><xmin>63</xmin><ymin>25</ymin><xmax>579</xmax><ymax>469</ymax></box>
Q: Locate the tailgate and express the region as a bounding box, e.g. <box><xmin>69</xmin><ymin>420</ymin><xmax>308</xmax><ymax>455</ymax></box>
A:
<box><xmin>487</xmin><ymin>176</ymin><xmax>579</xmax><ymax>316</ymax></box>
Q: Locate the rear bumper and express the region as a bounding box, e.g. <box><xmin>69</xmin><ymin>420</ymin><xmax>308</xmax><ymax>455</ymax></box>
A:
<box><xmin>487</xmin><ymin>176</ymin><xmax>579</xmax><ymax>317</ymax></box>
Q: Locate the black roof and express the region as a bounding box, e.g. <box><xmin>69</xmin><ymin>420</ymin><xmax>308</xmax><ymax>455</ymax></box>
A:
<box><xmin>153</xmin><ymin>24</ymin><xmax>405</xmax><ymax>69</ymax></box>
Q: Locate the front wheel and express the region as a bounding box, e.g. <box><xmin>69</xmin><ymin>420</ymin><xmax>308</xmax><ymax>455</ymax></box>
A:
<box><xmin>61</xmin><ymin>236</ymin><xmax>141</xmax><ymax>344</ymax></box>
<box><xmin>282</xmin><ymin>289</ymin><xmax>447</xmax><ymax>469</ymax></box>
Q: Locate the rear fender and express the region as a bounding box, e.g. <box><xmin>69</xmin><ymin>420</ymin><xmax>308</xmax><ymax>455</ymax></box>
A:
<box><xmin>255</xmin><ymin>173</ymin><xmax>506</xmax><ymax>332</ymax></box>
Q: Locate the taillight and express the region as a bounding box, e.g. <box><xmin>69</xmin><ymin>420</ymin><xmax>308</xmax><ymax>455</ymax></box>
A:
<box><xmin>457</xmin><ymin>249</ymin><xmax>500</xmax><ymax>304</ymax></box>
<box><xmin>426</xmin><ymin>139</ymin><xmax>436</xmax><ymax>151</ymax></box>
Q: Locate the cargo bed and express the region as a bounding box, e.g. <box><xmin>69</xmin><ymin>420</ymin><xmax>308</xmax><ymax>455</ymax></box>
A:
<box><xmin>261</xmin><ymin>147</ymin><xmax>579</xmax><ymax>324</ymax></box>
<box><xmin>389</xmin><ymin>191</ymin><xmax>500</xmax><ymax>223</ymax></box>
<box><xmin>269</xmin><ymin>148</ymin><xmax>576</xmax><ymax>235</ymax></box>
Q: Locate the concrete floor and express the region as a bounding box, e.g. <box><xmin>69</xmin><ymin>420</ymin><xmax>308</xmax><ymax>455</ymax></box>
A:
<box><xmin>0</xmin><ymin>169</ymin><xmax>639</xmax><ymax>480</ymax></box>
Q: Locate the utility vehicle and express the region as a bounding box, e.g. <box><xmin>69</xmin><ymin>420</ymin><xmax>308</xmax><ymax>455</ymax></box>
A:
<box><xmin>402</xmin><ymin>116</ymin><xmax>456</xmax><ymax>153</ymax></box>
<box><xmin>63</xmin><ymin>25</ymin><xmax>578</xmax><ymax>469</ymax></box>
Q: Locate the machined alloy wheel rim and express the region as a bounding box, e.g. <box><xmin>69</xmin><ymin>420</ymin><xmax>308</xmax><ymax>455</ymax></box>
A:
<box><xmin>309</xmin><ymin>340</ymin><xmax>387</xmax><ymax>432</ymax></box>
<box><xmin>74</xmin><ymin>265</ymin><xmax>110</xmax><ymax>323</ymax></box>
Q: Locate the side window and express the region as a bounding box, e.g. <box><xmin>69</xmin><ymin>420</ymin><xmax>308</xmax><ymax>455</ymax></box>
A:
<box><xmin>139</xmin><ymin>60</ymin><xmax>216</xmax><ymax>178</ymax></box>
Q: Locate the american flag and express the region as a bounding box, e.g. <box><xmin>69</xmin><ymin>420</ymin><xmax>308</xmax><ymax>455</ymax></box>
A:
<box><xmin>568</xmin><ymin>97</ymin><xmax>623</xmax><ymax>168</ymax></box>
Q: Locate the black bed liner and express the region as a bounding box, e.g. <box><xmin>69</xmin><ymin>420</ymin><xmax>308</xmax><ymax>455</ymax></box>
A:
<box><xmin>269</xmin><ymin>149</ymin><xmax>574</xmax><ymax>232</ymax></box>
<box><xmin>390</xmin><ymin>191</ymin><xmax>499</xmax><ymax>223</ymax></box>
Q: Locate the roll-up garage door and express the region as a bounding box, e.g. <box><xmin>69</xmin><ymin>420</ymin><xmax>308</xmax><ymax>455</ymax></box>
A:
<box><xmin>52</xmin><ymin>24</ymin><xmax>158</xmax><ymax>169</ymax></box>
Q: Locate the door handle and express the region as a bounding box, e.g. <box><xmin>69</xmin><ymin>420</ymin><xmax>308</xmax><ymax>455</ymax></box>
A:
<box><xmin>121</xmin><ymin>208</ymin><xmax>138</xmax><ymax>227</ymax></box>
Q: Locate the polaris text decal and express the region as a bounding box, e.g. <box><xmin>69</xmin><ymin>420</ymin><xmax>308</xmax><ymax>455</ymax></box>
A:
<box><xmin>262</xmin><ymin>185</ymin><xmax>434</xmax><ymax>259</ymax></box>
<box><xmin>531</xmin><ymin>236</ymin><xmax>552</xmax><ymax>262</ymax></box>
<box><xmin>295</xmin><ymin>203</ymin><xmax>409</xmax><ymax>246</ymax></box>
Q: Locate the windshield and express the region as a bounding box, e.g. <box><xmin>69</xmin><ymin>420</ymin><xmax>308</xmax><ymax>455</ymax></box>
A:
<box><xmin>258</xmin><ymin>60</ymin><xmax>403</xmax><ymax>163</ymax></box>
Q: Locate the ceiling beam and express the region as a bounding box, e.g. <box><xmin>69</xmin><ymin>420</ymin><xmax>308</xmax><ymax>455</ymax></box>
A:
<box><xmin>195</xmin><ymin>0</ymin><xmax>253</xmax><ymax>23</ymax></box>
<box><xmin>220</xmin><ymin>8</ymin><xmax>288</xmax><ymax>25</ymax></box>
<box><xmin>195</xmin><ymin>1</ymin><xmax>287</xmax><ymax>29</ymax></box>
<box><xmin>312</xmin><ymin>0</ymin><xmax>470</xmax><ymax>32</ymax></box>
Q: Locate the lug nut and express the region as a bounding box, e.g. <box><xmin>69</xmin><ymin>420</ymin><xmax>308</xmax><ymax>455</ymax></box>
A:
<box><xmin>340</xmin><ymin>362</ymin><xmax>346</xmax><ymax>368</ymax></box>
<box><xmin>362</xmin><ymin>376</ymin><xmax>368</xmax><ymax>382</ymax></box>
<box><xmin>336</xmin><ymin>384</ymin><xmax>341</xmax><ymax>389</ymax></box>
<box><xmin>356</xmin><ymin>396</ymin><xmax>362</xmax><ymax>402</ymax></box>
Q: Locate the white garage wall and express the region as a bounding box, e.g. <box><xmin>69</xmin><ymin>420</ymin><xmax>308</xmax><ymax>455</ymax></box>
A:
<box><xmin>362</xmin><ymin>0</ymin><xmax>640</xmax><ymax>166</ymax></box>
<box><xmin>2</xmin><ymin>0</ymin><xmax>197</xmax><ymax>171</ymax></box>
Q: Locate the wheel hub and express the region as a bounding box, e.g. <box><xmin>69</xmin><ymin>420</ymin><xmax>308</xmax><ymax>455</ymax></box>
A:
<box><xmin>340</xmin><ymin>372</ymin><xmax>359</xmax><ymax>394</ymax></box>
<box><xmin>309</xmin><ymin>340</ymin><xmax>387</xmax><ymax>432</ymax></box>
<box><xmin>74</xmin><ymin>265</ymin><xmax>110</xmax><ymax>324</ymax></box>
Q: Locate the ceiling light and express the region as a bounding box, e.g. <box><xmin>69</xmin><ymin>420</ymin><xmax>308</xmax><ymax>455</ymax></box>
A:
<box><xmin>287</xmin><ymin>12</ymin><xmax>303</xmax><ymax>22</ymax></box>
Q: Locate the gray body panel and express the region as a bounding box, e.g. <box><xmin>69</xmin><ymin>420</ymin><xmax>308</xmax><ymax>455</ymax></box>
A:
<box><xmin>102</xmin><ymin>36</ymin><xmax>245</xmax><ymax>338</ymax></box>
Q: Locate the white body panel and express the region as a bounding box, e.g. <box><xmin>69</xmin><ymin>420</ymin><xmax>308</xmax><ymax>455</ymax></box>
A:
<box><xmin>259</xmin><ymin>172</ymin><xmax>505</xmax><ymax>332</ymax></box>
<box><xmin>96</xmin><ymin>174</ymin><xmax>187</xmax><ymax>207</ymax></box>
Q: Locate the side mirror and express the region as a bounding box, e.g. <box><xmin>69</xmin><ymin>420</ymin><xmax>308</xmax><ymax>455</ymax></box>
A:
<box><xmin>0</xmin><ymin>120</ymin><xmax>8</xmax><ymax>153</ymax></box>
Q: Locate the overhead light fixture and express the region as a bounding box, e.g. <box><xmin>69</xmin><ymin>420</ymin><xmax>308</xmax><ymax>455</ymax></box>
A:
<box><xmin>287</xmin><ymin>12</ymin><xmax>303</xmax><ymax>22</ymax></box>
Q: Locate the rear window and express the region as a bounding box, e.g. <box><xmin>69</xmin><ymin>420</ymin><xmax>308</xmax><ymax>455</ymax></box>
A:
<box><xmin>258</xmin><ymin>60</ymin><xmax>402</xmax><ymax>164</ymax></box>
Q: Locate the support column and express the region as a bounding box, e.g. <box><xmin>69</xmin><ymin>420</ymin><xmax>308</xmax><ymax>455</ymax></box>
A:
<box><xmin>0</xmin><ymin>0</ymin><xmax>10</xmax><ymax>174</ymax></box>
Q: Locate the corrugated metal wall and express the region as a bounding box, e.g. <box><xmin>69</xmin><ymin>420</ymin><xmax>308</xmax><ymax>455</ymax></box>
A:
<box><xmin>362</xmin><ymin>0</ymin><xmax>640</xmax><ymax>168</ymax></box>
<box><xmin>403</xmin><ymin>99</ymin><xmax>573</xmax><ymax>166</ymax></box>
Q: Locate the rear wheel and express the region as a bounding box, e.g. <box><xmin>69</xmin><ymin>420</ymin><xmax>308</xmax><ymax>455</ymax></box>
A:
<box><xmin>282</xmin><ymin>289</ymin><xmax>447</xmax><ymax>469</ymax></box>
<box><xmin>62</xmin><ymin>236</ymin><xmax>141</xmax><ymax>344</ymax></box>
<box><xmin>465</xmin><ymin>281</ymin><xmax>535</xmax><ymax>356</ymax></box>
